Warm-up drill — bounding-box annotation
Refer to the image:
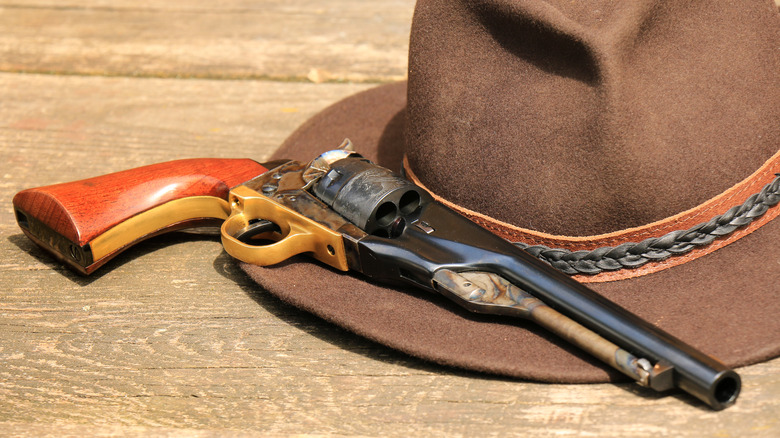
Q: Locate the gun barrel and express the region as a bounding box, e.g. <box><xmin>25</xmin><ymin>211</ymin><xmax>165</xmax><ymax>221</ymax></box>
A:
<box><xmin>359</xmin><ymin>202</ymin><xmax>740</xmax><ymax>409</ymax></box>
<box><xmin>314</xmin><ymin>157</ymin><xmax>740</xmax><ymax>410</ymax></box>
<box><xmin>490</xmin><ymin>240</ymin><xmax>741</xmax><ymax>410</ymax></box>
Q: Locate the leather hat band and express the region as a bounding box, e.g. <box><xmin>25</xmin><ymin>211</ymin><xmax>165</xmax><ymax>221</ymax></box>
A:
<box><xmin>403</xmin><ymin>150</ymin><xmax>780</xmax><ymax>283</ymax></box>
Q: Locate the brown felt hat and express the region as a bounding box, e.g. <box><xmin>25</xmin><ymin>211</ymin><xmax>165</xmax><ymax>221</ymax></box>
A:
<box><xmin>242</xmin><ymin>0</ymin><xmax>780</xmax><ymax>383</ymax></box>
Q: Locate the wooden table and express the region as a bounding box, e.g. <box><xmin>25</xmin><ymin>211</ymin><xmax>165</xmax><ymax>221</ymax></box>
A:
<box><xmin>1</xmin><ymin>1</ymin><xmax>778</xmax><ymax>436</ymax></box>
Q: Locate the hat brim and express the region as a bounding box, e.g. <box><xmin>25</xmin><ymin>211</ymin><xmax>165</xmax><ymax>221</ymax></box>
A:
<box><xmin>240</xmin><ymin>82</ymin><xmax>780</xmax><ymax>383</ymax></box>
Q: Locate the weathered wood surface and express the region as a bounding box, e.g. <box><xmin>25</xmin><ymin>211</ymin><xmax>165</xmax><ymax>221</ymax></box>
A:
<box><xmin>0</xmin><ymin>0</ymin><xmax>411</xmax><ymax>83</ymax></box>
<box><xmin>1</xmin><ymin>1</ymin><xmax>779</xmax><ymax>436</ymax></box>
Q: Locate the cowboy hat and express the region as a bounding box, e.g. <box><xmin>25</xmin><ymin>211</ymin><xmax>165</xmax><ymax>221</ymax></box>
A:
<box><xmin>241</xmin><ymin>0</ymin><xmax>780</xmax><ymax>383</ymax></box>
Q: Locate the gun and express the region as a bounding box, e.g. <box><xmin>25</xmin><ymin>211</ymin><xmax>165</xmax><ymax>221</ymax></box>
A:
<box><xmin>12</xmin><ymin>140</ymin><xmax>740</xmax><ymax>410</ymax></box>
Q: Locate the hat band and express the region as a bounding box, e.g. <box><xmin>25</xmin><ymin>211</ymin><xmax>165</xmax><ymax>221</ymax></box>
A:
<box><xmin>403</xmin><ymin>150</ymin><xmax>780</xmax><ymax>283</ymax></box>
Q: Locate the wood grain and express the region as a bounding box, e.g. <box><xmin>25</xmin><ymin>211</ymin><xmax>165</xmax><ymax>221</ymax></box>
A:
<box><xmin>0</xmin><ymin>0</ymin><xmax>413</xmax><ymax>82</ymax></box>
<box><xmin>1</xmin><ymin>0</ymin><xmax>778</xmax><ymax>436</ymax></box>
<box><xmin>14</xmin><ymin>158</ymin><xmax>266</xmax><ymax>244</ymax></box>
<box><xmin>0</xmin><ymin>72</ymin><xmax>374</xmax><ymax>173</ymax></box>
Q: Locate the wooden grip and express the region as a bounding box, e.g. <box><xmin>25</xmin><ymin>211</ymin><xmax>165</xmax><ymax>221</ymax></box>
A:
<box><xmin>13</xmin><ymin>158</ymin><xmax>268</xmax><ymax>274</ymax></box>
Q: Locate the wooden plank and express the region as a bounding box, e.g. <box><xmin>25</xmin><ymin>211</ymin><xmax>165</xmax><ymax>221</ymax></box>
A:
<box><xmin>0</xmin><ymin>72</ymin><xmax>372</xmax><ymax>174</ymax></box>
<box><xmin>0</xmin><ymin>0</ymin><xmax>414</xmax><ymax>82</ymax></box>
<box><xmin>1</xmin><ymin>72</ymin><xmax>779</xmax><ymax>437</ymax></box>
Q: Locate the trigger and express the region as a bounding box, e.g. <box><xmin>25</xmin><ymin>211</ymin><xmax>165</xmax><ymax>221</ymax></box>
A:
<box><xmin>234</xmin><ymin>219</ymin><xmax>281</xmax><ymax>244</ymax></box>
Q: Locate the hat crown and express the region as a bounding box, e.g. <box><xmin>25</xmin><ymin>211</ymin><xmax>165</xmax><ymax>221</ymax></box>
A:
<box><xmin>405</xmin><ymin>0</ymin><xmax>780</xmax><ymax>236</ymax></box>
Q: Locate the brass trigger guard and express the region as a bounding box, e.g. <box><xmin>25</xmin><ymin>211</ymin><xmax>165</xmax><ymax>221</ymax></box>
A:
<box><xmin>220</xmin><ymin>185</ymin><xmax>349</xmax><ymax>270</ymax></box>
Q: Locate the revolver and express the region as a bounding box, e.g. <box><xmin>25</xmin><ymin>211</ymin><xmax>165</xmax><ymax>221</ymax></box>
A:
<box><xmin>12</xmin><ymin>141</ymin><xmax>741</xmax><ymax>410</ymax></box>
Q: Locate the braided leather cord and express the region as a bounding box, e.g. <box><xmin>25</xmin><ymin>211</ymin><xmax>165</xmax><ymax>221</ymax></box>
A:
<box><xmin>515</xmin><ymin>174</ymin><xmax>780</xmax><ymax>275</ymax></box>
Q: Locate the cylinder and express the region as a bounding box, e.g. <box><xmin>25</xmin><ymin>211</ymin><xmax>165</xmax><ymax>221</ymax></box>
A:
<box><xmin>313</xmin><ymin>158</ymin><xmax>428</xmax><ymax>237</ymax></box>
